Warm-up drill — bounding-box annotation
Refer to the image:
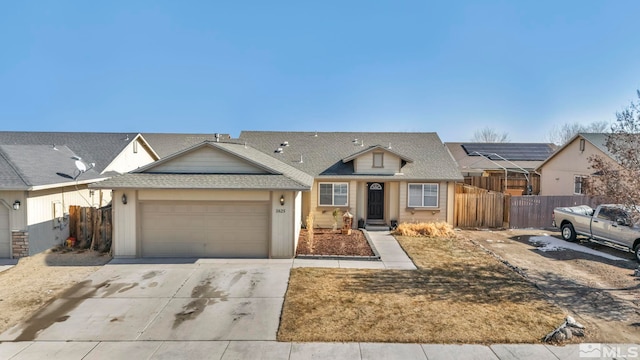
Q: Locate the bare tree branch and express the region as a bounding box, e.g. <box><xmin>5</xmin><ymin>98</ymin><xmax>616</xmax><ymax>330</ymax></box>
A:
<box><xmin>547</xmin><ymin>121</ymin><xmax>611</xmax><ymax>146</ymax></box>
<box><xmin>586</xmin><ymin>91</ymin><xmax>640</xmax><ymax>218</ymax></box>
<box><xmin>472</xmin><ymin>127</ymin><xmax>510</xmax><ymax>142</ymax></box>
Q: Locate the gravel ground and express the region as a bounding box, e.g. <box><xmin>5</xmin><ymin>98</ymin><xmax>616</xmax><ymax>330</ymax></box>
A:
<box><xmin>459</xmin><ymin>228</ymin><xmax>640</xmax><ymax>343</ymax></box>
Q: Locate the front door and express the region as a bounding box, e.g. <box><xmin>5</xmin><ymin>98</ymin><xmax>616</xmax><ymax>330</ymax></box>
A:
<box><xmin>367</xmin><ymin>182</ymin><xmax>384</xmax><ymax>221</ymax></box>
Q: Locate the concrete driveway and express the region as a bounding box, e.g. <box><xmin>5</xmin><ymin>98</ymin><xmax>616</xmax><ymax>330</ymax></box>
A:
<box><xmin>0</xmin><ymin>259</ymin><xmax>292</xmax><ymax>342</ymax></box>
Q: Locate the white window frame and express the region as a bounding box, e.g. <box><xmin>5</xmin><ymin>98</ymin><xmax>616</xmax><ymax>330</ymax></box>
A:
<box><xmin>318</xmin><ymin>182</ymin><xmax>349</xmax><ymax>206</ymax></box>
<box><xmin>408</xmin><ymin>183</ymin><xmax>439</xmax><ymax>208</ymax></box>
<box><xmin>574</xmin><ymin>176</ymin><xmax>585</xmax><ymax>195</ymax></box>
<box><xmin>372</xmin><ymin>152</ymin><xmax>384</xmax><ymax>168</ymax></box>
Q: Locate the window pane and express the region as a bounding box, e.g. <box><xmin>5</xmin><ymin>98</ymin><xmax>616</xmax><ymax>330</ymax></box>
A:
<box><xmin>373</xmin><ymin>153</ymin><xmax>383</xmax><ymax>167</ymax></box>
<box><xmin>409</xmin><ymin>184</ymin><xmax>422</xmax><ymax>207</ymax></box>
<box><xmin>319</xmin><ymin>184</ymin><xmax>333</xmax><ymax>205</ymax></box>
<box><xmin>334</xmin><ymin>183</ymin><xmax>348</xmax><ymax>205</ymax></box>
<box><xmin>423</xmin><ymin>184</ymin><xmax>438</xmax><ymax>207</ymax></box>
<box><xmin>574</xmin><ymin>177</ymin><xmax>582</xmax><ymax>194</ymax></box>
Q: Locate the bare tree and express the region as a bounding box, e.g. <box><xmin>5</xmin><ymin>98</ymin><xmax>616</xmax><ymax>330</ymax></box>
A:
<box><xmin>472</xmin><ymin>127</ymin><xmax>510</xmax><ymax>142</ymax></box>
<box><xmin>547</xmin><ymin>121</ymin><xmax>610</xmax><ymax>146</ymax></box>
<box><xmin>586</xmin><ymin>91</ymin><xmax>640</xmax><ymax>213</ymax></box>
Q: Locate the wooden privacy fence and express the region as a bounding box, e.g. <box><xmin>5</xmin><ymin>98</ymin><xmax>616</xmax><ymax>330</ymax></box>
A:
<box><xmin>454</xmin><ymin>191</ymin><xmax>508</xmax><ymax>228</ymax></box>
<box><xmin>69</xmin><ymin>205</ymin><xmax>113</xmax><ymax>252</ymax></box>
<box><xmin>454</xmin><ymin>184</ymin><xmax>601</xmax><ymax>229</ymax></box>
<box><xmin>508</xmin><ymin>195</ymin><xmax>600</xmax><ymax>229</ymax></box>
<box><xmin>464</xmin><ymin>175</ymin><xmax>541</xmax><ymax>195</ymax></box>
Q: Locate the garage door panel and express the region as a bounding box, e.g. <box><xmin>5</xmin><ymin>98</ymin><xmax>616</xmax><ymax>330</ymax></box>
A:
<box><xmin>140</xmin><ymin>201</ymin><xmax>269</xmax><ymax>258</ymax></box>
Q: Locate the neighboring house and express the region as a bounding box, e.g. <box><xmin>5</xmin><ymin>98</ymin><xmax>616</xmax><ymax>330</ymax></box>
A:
<box><xmin>241</xmin><ymin>131</ymin><xmax>463</xmax><ymax>230</ymax></box>
<box><xmin>0</xmin><ymin>132</ymin><xmax>158</xmax><ymax>258</ymax></box>
<box><xmin>537</xmin><ymin>133</ymin><xmax>616</xmax><ymax>196</ymax></box>
<box><xmin>90</xmin><ymin>140</ymin><xmax>313</xmax><ymax>259</ymax></box>
<box><xmin>445</xmin><ymin>142</ymin><xmax>556</xmax><ymax>195</ymax></box>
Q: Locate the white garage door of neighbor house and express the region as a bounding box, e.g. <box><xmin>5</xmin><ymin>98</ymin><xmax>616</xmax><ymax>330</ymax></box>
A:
<box><xmin>140</xmin><ymin>201</ymin><xmax>269</xmax><ymax>258</ymax></box>
<box><xmin>0</xmin><ymin>205</ymin><xmax>10</xmax><ymax>258</ymax></box>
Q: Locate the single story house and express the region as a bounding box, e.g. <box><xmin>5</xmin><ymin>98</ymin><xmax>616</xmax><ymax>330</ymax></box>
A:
<box><xmin>536</xmin><ymin>133</ymin><xmax>617</xmax><ymax>196</ymax></box>
<box><xmin>0</xmin><ymin>132</ymin><xmax>158</xmax><ymax>258</ymax></box>
<box><xmin>445</xmin><ymin>142</ymin><xmax>556</xmax><ymax>195</ymax></box>
<box><xmin>90</xmin><ymin>131</ymin><xmax>461</xmax><ymax>259</ymax></box>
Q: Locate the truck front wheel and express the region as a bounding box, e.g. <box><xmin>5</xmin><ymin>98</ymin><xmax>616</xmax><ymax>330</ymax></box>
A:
<box><xmin>561</xmin><ymin>223</ymin><xmax>577</xmax><ymax>242</ymax></box>
<box><xmin>635</xmin><ymin>245</ymin><xmax>640</xmax><ymax>263</ymax></box>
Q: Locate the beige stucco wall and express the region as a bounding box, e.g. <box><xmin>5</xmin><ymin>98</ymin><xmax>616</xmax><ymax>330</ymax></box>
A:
<box><xmin>0</xmin><ymin>191</ymin><xmax>27</xmax><ymax>232</ymax></box>
<box><xmin>271</xmin><ymin>191</ymin><xmax>299</xmax><ymax>258</ymax></box>
<box><xmin>114</xmin><ymin>189</ymin><xmax>300</xmax><ymax>258</ymax></box>
<box><xmin>112</xmin><ymin>189</ymin><xmax>138</xmax><ymax>257</ymax></box>
<box><xmin>103</xmin><ymin>137</ymin><xmax>157</xmax><ymax>174</ymax></box>
<box><xmin>539</xmin><ymin>137</ymin><xmax>614</xmax><ymax>196</ymax></box>
<box><xmin>306</xmin><ymin>179</ymin><xmax>453</xmax><ymax>228</ymax></box>
<box><xmin>398</xmin><ymin>181</ymin><xmax>449</xmax><ymax>224</ymax></box>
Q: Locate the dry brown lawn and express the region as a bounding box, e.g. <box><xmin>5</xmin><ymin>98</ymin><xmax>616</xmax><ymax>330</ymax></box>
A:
<box><xmin>278</xmin><ymin>235</ymin><xmax>565</xmax><ymax>343</ymax></box>
<box><xmin>0</xmin><ymin>249</ymin><xmax>110</xmax><ymax>334</ymax></box>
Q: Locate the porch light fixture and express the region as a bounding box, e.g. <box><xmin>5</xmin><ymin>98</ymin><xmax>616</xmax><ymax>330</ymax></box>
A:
<box><xmin>122</xmin><ymin>194</ymin><xmax>127</xmax><ymax>205</ymax></box>
<box><xmin>280</xmin><ymin>195</ymin><xmax>285</xmax><ymax>206</ymax></box>
<box><xmin>13</xmin><ymin>200</ymin><xmax>20</xmax><ymax>210</ymax></box>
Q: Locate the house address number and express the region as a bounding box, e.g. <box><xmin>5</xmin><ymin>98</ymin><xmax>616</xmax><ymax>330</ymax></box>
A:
<box><xmin>275</xmin><ymin>209</ymin><xmax>286</xmax><ymax>213</ymax></box>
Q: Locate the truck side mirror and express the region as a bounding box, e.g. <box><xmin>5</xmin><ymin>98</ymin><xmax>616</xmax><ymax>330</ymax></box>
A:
<box><xmin>616</xmin><ymin>218</ymin><xmax>628</xmax><ymax>226</ymax></box>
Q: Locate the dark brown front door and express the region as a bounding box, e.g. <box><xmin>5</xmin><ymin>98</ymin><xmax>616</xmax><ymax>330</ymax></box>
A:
<box><xmin>367</xmin><ymin>182</ymin><xmax>384</xmax><ymax>220</ymax></box>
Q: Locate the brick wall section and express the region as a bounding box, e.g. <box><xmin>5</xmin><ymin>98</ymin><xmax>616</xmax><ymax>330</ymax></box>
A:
<box><xmin>11</xmin><ymin>231</ymin><xmax>29</xmax><ymax>258</ymax></box>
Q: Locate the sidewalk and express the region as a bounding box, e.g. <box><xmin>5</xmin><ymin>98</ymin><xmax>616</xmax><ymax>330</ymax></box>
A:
<box><xmin>0</xmin><ymin>259</ymin><xmax>17</xmax><ymax>274</ymax></box>
<box><xmin>2</xmin><ymin>340</ymin><xmax>632</xmax><ymax>359</ymax></box>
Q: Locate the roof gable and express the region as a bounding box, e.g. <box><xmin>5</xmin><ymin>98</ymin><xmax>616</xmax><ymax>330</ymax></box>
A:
<box><xmin>142</xmin><ymin>144</ymin><xmax>270</xmax><ymax>174</ymax></box>
<box><xmin>536</xmin><ymin>133</ymin><xmax>614</xmax><ymax>171</ymax></box>
<box><xmin>342</xmin><ymin>145</ymin><xmax>414</xmax><ymax>164</ymax></box>
<box><xmin>92</xmin><ymin>140</ymin><xmax>314</xmax><ymax>191</ymax></box>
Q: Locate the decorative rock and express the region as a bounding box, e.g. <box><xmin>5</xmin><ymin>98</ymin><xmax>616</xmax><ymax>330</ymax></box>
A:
<box><xmin>543</xmin><ymin>315</ymin><xmax>587</xmax><ymax>343</ymax></box>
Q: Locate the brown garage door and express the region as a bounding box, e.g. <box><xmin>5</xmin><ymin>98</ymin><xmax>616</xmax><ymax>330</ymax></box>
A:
<box><xmin>140</xmin><ymin>201</ymin><xmax>269</xmax><ymax>258</ymax></box>
<box><xmin>0</xmin><ymin>205</ymin><xmax>9</xmax><ymax>258</ymax></box>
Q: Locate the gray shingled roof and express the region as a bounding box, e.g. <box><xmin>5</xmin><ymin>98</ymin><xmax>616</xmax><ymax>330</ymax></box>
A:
<box><xmin>142</xmin><ymin>133</ymin><xmax>230</xmax><ymax>158</ymax></box>
<box><xmin>0</xmin><ymin>131</ymin><xmax>141</xmax><ymax>174</ymax></box>
<box><xmin>239</xmin><ymin>131</ymin><xmax>463</xmax><ymax>181</ymax></box>
<box><xmin>0</xmin><ymin>145</ymin><xmax>104</xmax><ymax>190</ymax></box>
<box><xmin>90</xmin><ymin>173</ymin><xmax>309</xmax><ymax>190</ymax></box>
<box><xmin>93</xmin><ymin>140</ymin><xmax>314</xmax><ymax>191</ymax></box>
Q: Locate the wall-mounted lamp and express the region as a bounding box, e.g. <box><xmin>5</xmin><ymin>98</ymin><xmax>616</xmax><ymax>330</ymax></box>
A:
<box><xmin>122</xmin><ymin>194</ymin><xmax>127</xmax><ymax>205</ymax></box>
<box><xmin>279</xmin><ymin>195</ymin><xmax>285</xmax><ymax>206</ymax></box>
<box><xmin>13</xmin><ymin>200</ymin><xmax>20</xmax><ymax>210</ymax></box>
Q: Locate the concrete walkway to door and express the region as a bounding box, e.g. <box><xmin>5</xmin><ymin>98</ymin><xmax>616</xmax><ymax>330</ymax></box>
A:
<box><xmin>292</xmin><ymin>230</ymin><xmax>416</xmax><ymax>270</ymax></box>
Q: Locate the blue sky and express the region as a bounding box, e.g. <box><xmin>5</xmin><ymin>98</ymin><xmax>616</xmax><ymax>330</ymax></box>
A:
<box><xmin>1</xmin><ymin>1</ymin><xmax>639</xmax><ymax>142</ymax></box>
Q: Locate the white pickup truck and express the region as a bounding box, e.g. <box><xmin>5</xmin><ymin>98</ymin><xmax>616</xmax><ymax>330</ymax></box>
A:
<box><xmin>552</xmin><ymin>204</ymin><xmax>640</xmax><ymax>262</ymax></box>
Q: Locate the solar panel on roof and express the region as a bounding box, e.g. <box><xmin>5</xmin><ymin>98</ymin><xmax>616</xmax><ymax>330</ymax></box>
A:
<box><xmin>461</xmin><ymin>143</ymin><xmax>554</xmax><ymax>161</ymax></box>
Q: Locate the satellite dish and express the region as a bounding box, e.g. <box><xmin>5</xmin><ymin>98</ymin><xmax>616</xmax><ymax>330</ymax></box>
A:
<box><xmin>75</xmin><ymin>160</ymin><xmax>87</xmax><ymax>173</ymax></box>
